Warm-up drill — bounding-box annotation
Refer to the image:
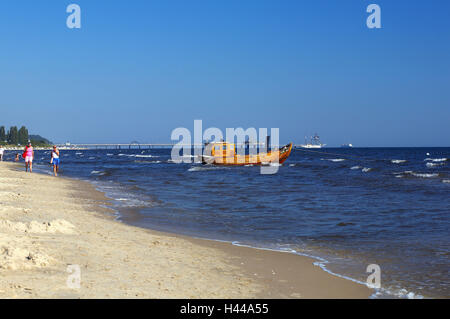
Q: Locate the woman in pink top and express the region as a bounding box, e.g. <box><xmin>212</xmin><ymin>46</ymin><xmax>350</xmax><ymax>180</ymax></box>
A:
<box><xmin>23</xmin><ymin>142</ymin><xmax>34</xmax><ymax>173</ymax></box>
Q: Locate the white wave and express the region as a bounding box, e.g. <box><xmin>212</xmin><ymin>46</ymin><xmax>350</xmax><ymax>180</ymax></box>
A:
<box><xmin>442</xmin><ymin>179</ymin><xmax>450</xmax><ymax>183</ymax></box>
<box><xmin>362</xmin><ymin>167</ymin><xmax>371</xmax><ymax>172</ymax></box>
<box><xmin>134</xmin><ymin>154</ymin><xmax>158</xmax><ymax>158</ymax></box>
<box><xmin>323</xmin><ymin>158</ymin><xmax>346</xmax><ymax>162</ymax></box>
<box><xmin>289</xmin><ymin>164</ymin><xmax>296</xmax><ymax>167</ymax></box>
<box><xmin>188</xmin><ymin>166</ymin><xmax>209</xmax><ymax>172</ymax></box>
<box><xmin>350</xmin><ymin>166</ymin><xmax>361</xmax><ymax>170</ymax></box>
<box><xmin>369</xmin><ymin>288</ymin><xmax>423</xmax><ymax>299</ymax></box>
<box><xmin>118</xmin><ymin>154</ymin><xmax>158</xmax><ymax>158</ymax></box>
<box><xmin>107</xmin><ymin>153</ymin><xmax>113</xmax><ymax>156</ymax></box>
<box><xmin>424</xmin><ymin>158</ymin><xmax>447</xmax><ymax>162</ymax></box>
<box><xmin>134</xmin><ymin>160</ymin><xmax>162</xmax><ymax>164</ymax></box>
<box><xmin>426</xmin><ymin>162</ymin><xmax>444</xmax><ymax>168</ymax></box>
<box><xmin>90</xmin><ymin>170</ymin><xmax>105</xmax><ymax>176</ymax></box>
<box><xmin>188</xmin><ymin>165</ymin><xmax>226</xmax><ymax>172</ymax></box>
<box><xmin>391</xmin><ymin>159</ymin><xmax>407</xmax><ymax>164</ymax></box>
<box><xmin>401</xmin><ymin>171</ymin><xmax>438</xmax><ymax>178</ymax></box>
<box><xmin>76</xmin><ymin>152</ymin><xmax>83</xmax><ymax>155</ymax></box>
<box><xmin>411</xmin><ymin>173</ymin><xmax>438</xmax><ymax>178</ymax></box>
<box><xmin>99</xmin><ymin>188</ymin><xmax>153</xmax><ymax>207</ymax></box>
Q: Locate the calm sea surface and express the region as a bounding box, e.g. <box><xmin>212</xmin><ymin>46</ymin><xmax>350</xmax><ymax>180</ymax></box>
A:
<box><xmin>8</xmin><ymin>147</ymin><xmax>449</xmax><ymax>298</ymax></box>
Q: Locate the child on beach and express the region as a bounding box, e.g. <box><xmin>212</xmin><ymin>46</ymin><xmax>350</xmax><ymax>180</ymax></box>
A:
<box><xmin>51</xmin><ymin>145</ymin><xmax>60</xmax><ymax>177</ymax></box>
<box><xmin>0</xmin><ymin>146</ymin><xmax>4</xmax><ymax>161</ymax></box>
<box><xmin>23</xmin><ymin>142</ymin><xmax>34</xmax><ymax>172</ymax></box>
<box><xmin>15</xmin><ymin>153</ymin><xmax>20</xmax><ymax>162</ymax></box>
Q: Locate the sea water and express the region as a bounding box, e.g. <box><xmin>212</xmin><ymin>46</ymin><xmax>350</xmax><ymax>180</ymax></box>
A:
<box><xmin>12</xmin><ymin>147</ymin><xmax>449</xmax><ymax>298</ymax></box>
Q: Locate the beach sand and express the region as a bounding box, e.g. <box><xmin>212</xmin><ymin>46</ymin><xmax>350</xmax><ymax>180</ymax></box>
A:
<box><xmin>0</xmin><ymin>162</ymin><xmax>371</xmax><ymax>298</ymax></box>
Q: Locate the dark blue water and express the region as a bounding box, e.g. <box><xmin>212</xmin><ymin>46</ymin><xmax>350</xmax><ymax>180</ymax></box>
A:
<box><xmin>7</xmin><ymin>147</ymin><xmax>449</xmax><ymax>298</ymax></box>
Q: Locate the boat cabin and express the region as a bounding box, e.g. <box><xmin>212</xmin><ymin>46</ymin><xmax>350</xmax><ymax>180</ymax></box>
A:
<box><xmin>210</xmin><ymin>142</ymin><xmax>235</xmax><ymax>158</ymax></box>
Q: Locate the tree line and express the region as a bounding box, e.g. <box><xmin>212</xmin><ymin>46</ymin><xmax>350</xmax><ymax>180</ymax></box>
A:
<box><xmin>0</xmin><ymin>126</ymin><xmax>29</xmax><ymax>145</ymax></box>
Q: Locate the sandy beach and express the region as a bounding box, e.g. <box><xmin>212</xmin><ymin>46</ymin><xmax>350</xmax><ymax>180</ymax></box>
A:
<box><xmin>0</xmin><ymin>161</ymin><xmax>371</xmax><ymax>298</ymax></box>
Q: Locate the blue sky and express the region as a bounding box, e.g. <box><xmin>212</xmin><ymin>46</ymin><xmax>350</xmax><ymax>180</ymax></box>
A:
<box><xmin>0</xmin><ymin>0</ymin><xmax>449</xmax><ymax>146</ymax></box>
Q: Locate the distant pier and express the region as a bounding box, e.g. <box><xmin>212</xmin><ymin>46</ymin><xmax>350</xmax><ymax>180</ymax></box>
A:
<box><xmin>55</xmin><ymin>143</ymin><xmax>269</xmax><ymax>150</ymax></box>
<box><xmin>56</xmin><ymin>143</ymin><xmax>185</xmax><ymax>150</ymax></box>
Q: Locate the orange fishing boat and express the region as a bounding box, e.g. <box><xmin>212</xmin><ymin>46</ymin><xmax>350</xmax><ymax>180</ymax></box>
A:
<box><xmin>202</xmin><ymin>142</ymin><xmax>293</xmax><ymax>166</ymax></box>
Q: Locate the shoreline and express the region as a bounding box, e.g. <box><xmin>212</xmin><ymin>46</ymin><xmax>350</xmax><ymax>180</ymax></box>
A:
<box><xmin>0</xmin><ymin>161</ymin><xmax>372</xmax><ymax>298</ymax></box>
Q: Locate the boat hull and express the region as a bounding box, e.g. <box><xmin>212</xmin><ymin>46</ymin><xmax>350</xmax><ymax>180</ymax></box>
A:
<box><xmin>298</xmin><ymin>143</ymin><xmax>326</xmax><ymax>148</ymax></box>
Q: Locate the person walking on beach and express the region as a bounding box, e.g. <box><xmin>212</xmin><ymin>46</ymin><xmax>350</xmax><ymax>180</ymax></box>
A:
<box><xmin>51</xmin><ymin>145</ymin><xmax>60</xmax><ymax>176</ymax></box>
<box><xmin>23</xmin><ymin>142</ymin><xmax>34</xmax><ymax>172</ymax></box>
<box><xmin>0</xmin><ymin>146</ymin><xmax>4</xmax><ymax>161</ymax></box>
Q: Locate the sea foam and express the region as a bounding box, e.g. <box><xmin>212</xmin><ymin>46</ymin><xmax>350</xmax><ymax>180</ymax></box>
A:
<box><xmin>324</xmin><ymin>158</ymin><xmax>346</xmax><ymax>162</ymax></box>
<box><xmin>424</xmin><ymin>158</ymin><xmax>447</xmax><ymax>162</ymax></box>
<box><xmin>426</xmin><ymin>162</ymin><xmax>444</xmax><ymax>168</ymax></box>
<box><xmin>391</xmin><ymin>159</ymin><xmax>407</xmax><ymax>164</ymax></box>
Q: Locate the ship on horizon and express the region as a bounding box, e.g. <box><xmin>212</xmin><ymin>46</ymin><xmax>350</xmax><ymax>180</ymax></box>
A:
<box><xmin>299</xmin><ymin>133</ymin><xmax>326</xmax><ymax>149</ymax></box>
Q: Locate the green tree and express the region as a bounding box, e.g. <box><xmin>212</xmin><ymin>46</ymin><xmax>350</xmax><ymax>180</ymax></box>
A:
<box><xmin>7</xmin><ymin>126</ymin><xmax>18</xmax><ymax>145</ymax></box>
<box><xmin>18</xmin><ymin>126</ymin><xmax>29</xmax><ymax>145</ymax></box>
<box><xmin>0</xmin><ymin>126</ymin><xmax>6</xmax><ymax>143</ymax></box>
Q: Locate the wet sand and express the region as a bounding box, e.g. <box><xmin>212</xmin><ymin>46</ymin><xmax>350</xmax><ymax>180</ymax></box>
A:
<box><xmin>0</xmin><ymin>162</ymin><xmax>371</xmax><ymax>298</ymax></box>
